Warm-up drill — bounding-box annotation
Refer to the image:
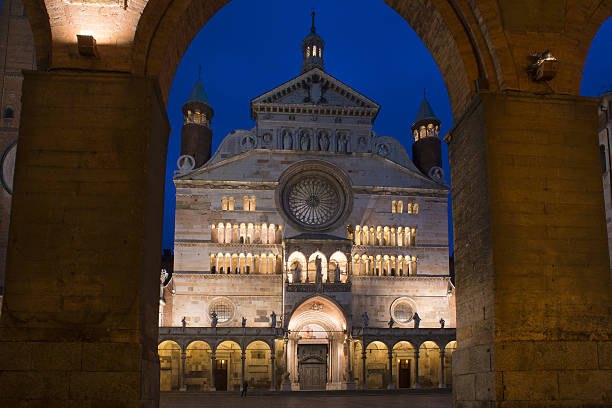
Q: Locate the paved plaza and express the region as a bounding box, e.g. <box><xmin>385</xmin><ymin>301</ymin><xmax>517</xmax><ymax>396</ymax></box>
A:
<box><xmin>160</xmin><ymin>390</ymin><xmax>452</xmax><ymax>408</ymax></box>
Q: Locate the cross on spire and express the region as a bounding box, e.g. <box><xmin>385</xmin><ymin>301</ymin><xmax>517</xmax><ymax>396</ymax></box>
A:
<box><xmin>311</xmin><ymin>9</ymin><xmax>316</xmax><ymax>33</ymax></box>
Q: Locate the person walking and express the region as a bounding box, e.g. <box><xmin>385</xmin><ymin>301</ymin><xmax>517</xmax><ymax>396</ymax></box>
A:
<box><xmin>241</xmin><ymin>380</ymin><xmax>248</xmax><ymax>397</ymax></box>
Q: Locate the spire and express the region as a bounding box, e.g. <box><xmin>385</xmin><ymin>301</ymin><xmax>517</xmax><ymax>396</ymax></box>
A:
<box><xmin>414</xmin><ymin>95</ymin><xmax>439</xmax><ymax>124</ymax></box>
<box><xmin>302</xmin><ymin>11</ymin><xmax>325</xmax><ymax>73</ymax></box>
<box><xmin>186</xmin><ymin>79</ymin><xmax>210</xmax><ymax>105</ymax></box>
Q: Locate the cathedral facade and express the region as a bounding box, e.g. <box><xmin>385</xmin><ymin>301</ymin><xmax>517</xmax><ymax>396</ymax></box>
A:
<box><xmin>159</xmin><ymin>15</ymin><xmax>456</xmax><ymax>393</ymax></box>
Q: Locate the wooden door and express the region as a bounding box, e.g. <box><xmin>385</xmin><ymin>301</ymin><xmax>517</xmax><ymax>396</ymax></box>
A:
<box><xmin>215</xmin><ymin>359</ymin><xmax>228</xmax><ymax>391</ymax></box>
<box><xmin>298</xmin><ymin>344</ymin><xmax>328</xmax><ymax>390</ymax></box>
<box><xmin>398</xmin><ymin>359</ymin><xmax>411</xmax><ymax>388</ymax></box>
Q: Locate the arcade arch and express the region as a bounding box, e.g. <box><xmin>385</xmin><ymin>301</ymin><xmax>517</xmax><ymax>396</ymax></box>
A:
<box><xmin>185</xmin><ymin>341</ymin><xmax>212</xmax><ymax>391</ymax></box>
<box><xmin>158</xmin><ymin>341</ymin><xmax>181</xmax><ymax>391</ymax></box>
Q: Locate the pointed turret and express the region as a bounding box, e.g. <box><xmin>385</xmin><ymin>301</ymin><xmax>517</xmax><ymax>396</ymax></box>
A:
<box><xmin>411</xmin><ymin>94</ymin><xmax>443</xmax><ymax>178</ymax></box>
<box><xmin>302</xmin><ymin>11</ymin><xmax>325</xmax><ymax>73</ymax></box>
<box><xmin>181</xmin><ymin>76</ymin><xmax>214</xmax><ymax>167</ymax></box>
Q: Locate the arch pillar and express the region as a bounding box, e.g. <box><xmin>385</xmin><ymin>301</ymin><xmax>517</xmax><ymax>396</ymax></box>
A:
<box><xmin>439</xmin><ymin>349</ymin><xmax>445</xmax><ymax>388</ymax></box>
<box><xmin>387</xmin><ymin>348</ymin><xmax>394</xmax><ymax>390</ymax></box>
<box><xmin>0</xmin><ymin>70</ymin><xmax>167</xmax><ymax>406</ymax></box>
<box><xmin>269</xmin><ymin>342</ymin><xmax>276</xmax><ymax>391</ymax></box>
<box><xmin>413</xmin><ymin>348</ymin><xmax>420</xmax><ymax>389</ymax></box>
<box><xmin>180</xmin><ymin>346</ymin><xmax>187</xmax><ymax>391</ymax></box>
<box><xmin>210</xmin><ymin>351</ymin><xmax>217</xmax><ymax>391</ymax></box>
<box><xmin>449</xmin><ymin>92</ymin><xmax>611</xmax><ymax>406</ymax></box>
<box><xmin>361</xmin><ymin>345</ymin><xmax>367</xmax><ymax>390</ymax></box>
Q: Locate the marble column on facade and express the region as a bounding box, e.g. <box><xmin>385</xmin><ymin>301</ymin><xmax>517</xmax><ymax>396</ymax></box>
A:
<box><xmin>413</xmin><ymin>349</ymin><xmax>420</xmax><ymax>388</ymax></box>
<box><xmin>439</xmin><ymin>349</ymin><xmax>446</xmax><ymax>388</ymax></box>
<box><xmin>387</xmin><ymin>348</ymin><xmax>394</xmax><ymax>390</ymax></box>
<box><xmin>361</xmin><ymin>346</ymin><xmax>367</xmax><ymax>390</ymax></box>
<box><xmin>210</xmin><ymin>352</ymin><xmax>216</xmax><ymax>391</ymax></box>
<box><xmin>180</xmin><ymin>347</ymin><xmax>187</xmax><ymax>391</ymax></box>
<box><xmin>281</xmin><ymin>339</ymin><xmax>291</xmax><ymax>391</ymax></box>
<box><xmin>269</xmin><ymin>343</ymin><xmax>276</xmax><ymax>391</ymax></box>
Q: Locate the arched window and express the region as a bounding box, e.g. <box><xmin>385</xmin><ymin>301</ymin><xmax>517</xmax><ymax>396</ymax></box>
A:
<box><xmin>318</xmin><ymin>48</ymin><xmax>321</xmax><ymax>57</ymax></box>
<box><xmin>243</xmin><ymin>196</ymin><xmax>249</xmax><ymax>211</ymax></box>
<box><xmin>268</xmin><ymin>224</ymin><xmax>275</xmax><ymax>244</ymax></box>
<box><xmin>228</xmin><ymin>197</ymin><xmax>235</xmax><ymax>211</ymax></box>
<box><xmin>313</xmin><ymin>45</ymin><xmax>317</xmax><ymax>56</ymax></box>
<box><xmin>221</xmin><ymin>197</ymin><xmax>228</xmax><ymax>211</ymax></box>
<box><xmin>397</xmin><ymin>200</ymin><xmax>404</xmax><ymax>214</ymax></box>
<box><xmin>391</xmin><ymin>201</ymin><xmax>397</xmax><ymax>213</ymax></box>
<box><xmin>250</xmin><ymin>196</ymin><xmax>256</xmax><ymax>211</ymax></box>
<box><xmin>225</xmin><ymin>223</ymin><xmax>232</xmax><ymax>243</ymax></box>
<box><xmin>407</xmin><ymin>203</ymin><xmax>412</xmax><ymax>214</ymax></box>
<box><xmin>413</xmin><ymin>203</ymin><xmax>419</xmax><ymax>214</ymax></box>
<box><xmin>210</xmin><ymin>224</ymin><xmax>217</xmax><ymax>243</ymax></box>
<box><xmin>306</xmin><ymin>47</ymin><xmax>311</xmax><ymax>57</ymax></box>
<box><xmin>354</xmin><ymin>226</ymin><xmax>361</xmax><ymax>245</ymax></box>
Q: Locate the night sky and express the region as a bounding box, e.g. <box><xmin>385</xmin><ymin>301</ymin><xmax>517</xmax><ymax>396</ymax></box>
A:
<box><xmin>162</xmin><ymin>0</ymin><xmax>612</xmax><ymax>253</ymax></box>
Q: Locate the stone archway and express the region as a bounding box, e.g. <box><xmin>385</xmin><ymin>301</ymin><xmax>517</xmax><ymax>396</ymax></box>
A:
<box><xmin>287</xmin><ymin>295</ymin><xmax>348</xmax><ymax>390</ymax></box>
<box><xmin>0</xmin><ymin>0</ymin><xmax>610</xmax><ymax>406</ymax></box>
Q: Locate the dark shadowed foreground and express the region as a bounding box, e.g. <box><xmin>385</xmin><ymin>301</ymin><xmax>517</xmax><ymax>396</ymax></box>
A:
<box><xmin>160</xmin><ymin>390</ymin><xmax>452</xmax><ymax>408</ymax></box>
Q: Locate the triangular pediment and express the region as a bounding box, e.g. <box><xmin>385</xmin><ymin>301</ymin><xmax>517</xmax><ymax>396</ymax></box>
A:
<box><xmin>251</xmin><ymin>68</ymin><xmax>380</xmax><ymax>114</ymax></box>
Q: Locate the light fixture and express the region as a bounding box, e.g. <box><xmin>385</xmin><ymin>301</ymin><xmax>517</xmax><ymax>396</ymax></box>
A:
<box><xmin>527</xmin><ymin>50</ymin><xmax>559</xmax><ymax>82</ymax></box>
<box><xmin>77</xmin><ymin>34</ymin><xmax>98</xmax><ymax>57</ymax></box>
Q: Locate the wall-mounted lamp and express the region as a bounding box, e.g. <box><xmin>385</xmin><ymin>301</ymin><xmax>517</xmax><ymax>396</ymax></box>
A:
<box><xmin>527</xmin><ymin>50</ymin><xmax>559</xmax><ymax>82</ymax></box>
<box><xmin>77</xmin><ymin>34</ymin><xmax>98</xmax><ymax>57</ymax></box>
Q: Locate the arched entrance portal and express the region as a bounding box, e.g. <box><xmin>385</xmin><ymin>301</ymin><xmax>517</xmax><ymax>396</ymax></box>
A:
<box><xmin>287</xmin><ymin>296</ymin><xmax>348</xmax><ymax>390</ymax></box>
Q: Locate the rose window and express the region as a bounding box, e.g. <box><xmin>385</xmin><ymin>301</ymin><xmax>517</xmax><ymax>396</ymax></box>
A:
<box><xmin>288</xmin><ymin>177</ymin><xmax>339</xmax><ymax>226</ymax></box>
<box><xmin>277</xmin><ymin>162</ymin><xmax>353</xmax><ymax>231</ymax></box>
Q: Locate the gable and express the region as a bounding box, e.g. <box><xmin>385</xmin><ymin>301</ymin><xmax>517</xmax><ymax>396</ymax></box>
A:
<box><xmin>251</xmin><ymin>68</ymin><xmax>380</xmax><ymax>113</ymax></box>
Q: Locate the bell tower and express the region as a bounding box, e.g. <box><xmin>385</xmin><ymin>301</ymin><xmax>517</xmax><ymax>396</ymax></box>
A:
<box><xmin>411</xmin><ymin>94</ymin><xmax>442</xmax><ymax>178</ymax></box>
<box><xmin>302</xmin><ymin>11</ymin><xmax>325</xmax><ymax>73</ymax></box>
<box><xmin>181</xmin><ymin>74</ymin><xmax>214</xmax><ymax>168</ymax></box>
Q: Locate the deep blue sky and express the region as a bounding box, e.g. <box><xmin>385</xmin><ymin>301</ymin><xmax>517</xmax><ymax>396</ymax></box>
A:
<box><xmin>162</xmin><ymin>0</ymin><xmax>612</xmax><ymax>252</ymax></box>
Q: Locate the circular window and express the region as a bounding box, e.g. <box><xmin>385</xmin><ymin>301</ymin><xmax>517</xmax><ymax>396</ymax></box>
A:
<box><xmin>209</xmin><ymin>298</ymin><xmax>235</xmax><ymax>323</ymax></box>
<box><xmin>277</xmin><ymin>161</ymin><xmax>352</xmax><ymax>231</ymax></box>
<box><xmin>391</xmin><ymin>298</ymin><xmax>416</xmax><ymax>325</ymax></box>
<box><xmin>288</xmin><ymin>176</ymin><xmax>339</xmax><ymax>226</ymax></box>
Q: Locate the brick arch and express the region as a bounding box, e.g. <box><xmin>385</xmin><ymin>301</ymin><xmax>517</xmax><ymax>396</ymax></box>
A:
<box><xmin>133</xmin><ymin>0</ymin><xmax>483</xmax><ymax>118</ymax></box>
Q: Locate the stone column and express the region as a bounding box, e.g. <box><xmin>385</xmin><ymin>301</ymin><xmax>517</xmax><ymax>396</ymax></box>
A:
<box><xmin>0</xmin><ymin>71</ymin><xmax>168</xmax><ymax>407</ymax></box>
<box><xmin>439</xmin><ymin>349</ymin><xmax>446</xmax><ymax>388</ymax></box>
<box><xmin>210</xmin><ymin>352</ymin><xmax>217</xmax><ymax>391</ymax></box>
<box><xmin>180</xmin><ymin>347</ymin><xmax>187</xmax><ymax>391</ymax></box>
<box><xmin>241</xmin><ymin>349</ymin><xmax>246</xmax><ymax>390</ymax></box>
<box><xmin>387</xmin><ymin>348</ymin><xmax>394</xmax><ymax>390</ymax></box>
<box><xmin>269</xmin><ymin>343</ymin><xmax>276</xmax><ymax>391</ymax></box>
<box><xmin>413</xmin><ymin>349</ymin><xmax>420</xmax><ymax>389</ymax></box>
<box><xmin>361</xmin><ymin>346</ymin><xmax>367</xmax><ymax>390</ymax></box>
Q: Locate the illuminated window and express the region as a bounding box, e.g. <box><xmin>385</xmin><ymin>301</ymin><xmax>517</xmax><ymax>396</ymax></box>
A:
<box><xmin>397</xmin><ymin>200</ymin><xmax>404</xmax><ymax>214</ymax></box>
<box><xmin>313</xmin><ymin>45</ymin><xmax>317</xmax><ymax>56</ymax></box>
<box><xmin>306</xmin><ymin>48</ymin><xmax>311</xmax><ymax>57</ymax></box>
<box><xmin>228</xmin><ymin>197</ymin><xmax>235</xmax><ymax>211</ymax></box>
<box><xmin>250</xmin><ymin>196</ymin><xmax>256</xmax><ymax>211</ymax></box>
<box><xmin>221</xmin><ymin>197</ymin><xmax>228</xmax><ymax>211</ymax></box>
<box><xmin>243</xmin><ymin>196</ymin><xmax>249</xmax><ymax>211</ymax></box>
<box><xmin>413</xmin><ymin>203</ymin><xmax>419</xmax><ymax>214</ymax></box>
<box><xmin>318</xmin><ymin>48</ymin><xmax>322</xmax><ymax>57</ymax></box>
<box><xmin>391</xmin><ymin>201</ymin><xmax>397</xmax><ymax>213</ymax></box>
